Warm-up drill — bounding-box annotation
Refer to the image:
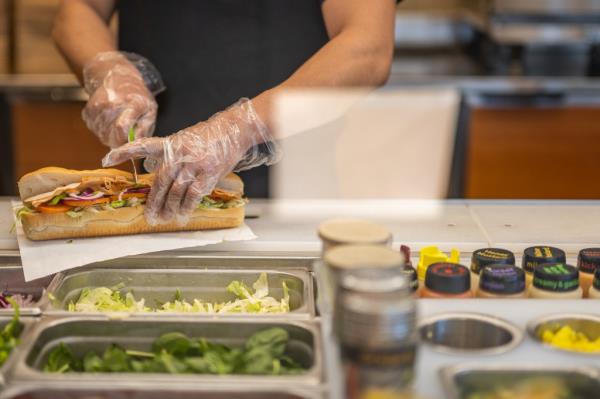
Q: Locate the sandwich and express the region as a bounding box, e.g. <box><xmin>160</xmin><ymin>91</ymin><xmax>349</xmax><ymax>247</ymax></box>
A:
<box><xmin>16</xmin><ymin>167</ymin><xmax>245</xmax><ymax>241</ymax></box>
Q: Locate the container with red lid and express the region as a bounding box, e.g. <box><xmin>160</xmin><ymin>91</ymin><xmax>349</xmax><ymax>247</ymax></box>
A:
<box><xmin>421</xmin><ymin>263</ymin><xmax>472</xmax><ymax>298</ymax></box>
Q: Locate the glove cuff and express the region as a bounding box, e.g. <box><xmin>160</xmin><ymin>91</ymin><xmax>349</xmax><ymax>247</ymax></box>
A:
<box><xmin>226</xmin><ymin>98</ymin><xmax>282</xmax><ymax>172</ymax></box>
<box><xmin>83</xmin><ymin>51</ymin><xmax>165</xmax><ymax>96</ymax></box>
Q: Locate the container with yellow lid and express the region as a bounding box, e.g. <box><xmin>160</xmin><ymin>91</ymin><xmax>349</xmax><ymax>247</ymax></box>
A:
<box><xmin>522</xmin><ymin>246</ymin><xmax>566</xmax><ymax>288</ymax></box>
<box><xmin>416</xmin><ymin>246</ymin><xmax>460</xmax><ymax>283</ymax></box>
<box><xmin>529</xmin><ymin>263</ymin><xmax>582</xmax><ymax>299</ymax></box>
<box><xmin>317</xmin><ymin>218</ymin><xmax>392</xmax><ymax>254</ymax></box>
<box><xmin>577</xmin><ymin>248</ymin><xmax>600</xmax><ymax>298</ymax></box>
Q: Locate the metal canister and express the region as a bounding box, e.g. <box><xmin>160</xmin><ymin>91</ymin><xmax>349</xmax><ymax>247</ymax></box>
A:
<box><xmin>335</xmin><ymin>266</ymin><xmax>418</xmax><ymax>399</ymax></box>
<box><xmin>318</xmin><ymin>218</ymin><xmax>392</xmax><ymax>255</ymax></box>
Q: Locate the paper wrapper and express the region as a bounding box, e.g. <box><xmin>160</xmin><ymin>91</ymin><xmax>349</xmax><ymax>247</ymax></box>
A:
<box><xmin>12</xmin><ymin>201</ymin><xmax>256</xmax><ymax>281</ymax></box>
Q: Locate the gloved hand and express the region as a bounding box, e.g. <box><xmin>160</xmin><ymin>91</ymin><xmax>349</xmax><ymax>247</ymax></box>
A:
<box><xmin>82</xmin><ymin>51</ymin><xmax>164</xmax><ymax>148</ymax></box>
<box><xmin>102</xmin><ymin>98</ymin><xmax>280</xmax><ymax>225</ymax></box>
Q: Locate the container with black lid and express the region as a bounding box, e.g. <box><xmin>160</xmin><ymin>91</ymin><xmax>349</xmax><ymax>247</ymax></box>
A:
<box><xmin>421</xmin><ymin>263</ymin><xmax>472</xmax><ymax>298</ymax></box>
<box><xmin>477</xmin><ymin>265</ymin><xmax>526</xmax><ymax>299</ymax></box>
<box><xmin>578</xmin><ymin>248</ymin><xmax>600</xmax><ymax>298</ymax></box>
<box><xmin>470</xmin><ymin>248</ymin><xmax>515</xmax><ymax>294</ymax></box>
<box><xmin>589</xmin><ymin>267</ymin><xmax>600</xmax><ymax>299</ymax></box>
<box><xmin>529</xmin><ymin>263</ymin><xmax>582</xmax><ymax>299</ymax></box>
<box><xmin>522</xmin><ymin>246</ymin><xmax>566</xmax><ymax>288</ymax></box>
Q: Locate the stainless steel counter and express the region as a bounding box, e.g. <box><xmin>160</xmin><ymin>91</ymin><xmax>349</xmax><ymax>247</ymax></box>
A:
<box><xmin>2</xmin><ymin>198</ymin><xmax>600</xmax><ymax>254</ymax></box>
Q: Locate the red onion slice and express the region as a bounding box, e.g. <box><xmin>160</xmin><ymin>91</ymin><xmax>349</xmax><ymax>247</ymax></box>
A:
<box><xmin>68</xmin><ymin>191</ymin><xmax>105</xmax><ymax>200</ymax></box>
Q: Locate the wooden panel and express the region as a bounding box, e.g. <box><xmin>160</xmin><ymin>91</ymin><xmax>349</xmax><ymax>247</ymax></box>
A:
<box><xmin>15</xmin><ymin>0</ymin><xmax>71</xmax><ymax>73</ymax></box>
<box><xmin>465</xmin><ymin>107</ymin><xmax>600</xmax><ymax>199</ymax></box>
<box><xmin>11</xmin><ymin>101</ymin><xmax>110</xmax><ymax>180</ymax></box>
<box><xmin>0</xmin><ymin>0</ymin><xmax>8</xmax><ymax>73</ymax></box>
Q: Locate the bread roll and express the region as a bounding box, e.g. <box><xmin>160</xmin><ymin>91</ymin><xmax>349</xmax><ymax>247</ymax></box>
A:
<box><xmin>17</xmin><ymin>167</ymin><xmax>246</xmax><ymax>241</ymax></box>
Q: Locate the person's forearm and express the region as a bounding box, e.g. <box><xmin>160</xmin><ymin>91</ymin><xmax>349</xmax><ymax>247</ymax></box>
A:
<box><xmin>53</xmin><ymin>0</ymin><xmax>117</xmax><ymax>82</ymax></box>
<box><xmin>252</xmin><ymin>26</ymin><xmax>393</xmax><ymax>139</ymax></box>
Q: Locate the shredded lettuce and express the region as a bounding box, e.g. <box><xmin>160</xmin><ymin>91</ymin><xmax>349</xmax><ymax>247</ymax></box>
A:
<box><xmin>67</xmin><ymin>273</ymin><xmax>290</xmax><ymax>314</ymax></box>
<box><xmin>14</xmin><ymin>206</ymin><xmax>34</xmax><ymax>222</ymax></box>
<box><xmin>65</xmin><ymin>210</ymin><xmax>83</xmax><ymax>218</ymax></box>
<box><xmin>110</xmin><ymin>200</ymin><xmax>126</xmax><ymax>208</ymax></box>
<box><xmin>197</xmin><ymin>197</ymin><xmax>245</xmax><ymax>210</ymax></box>
<box><xmin>48</xmin><ymin>193</ymin><xmax>66</xmax><ymax>205</ymax></box>
<box><xmin>68</xmin><ymin>286</ymin><xmax>149</xmax><ymax>313</ymax></box>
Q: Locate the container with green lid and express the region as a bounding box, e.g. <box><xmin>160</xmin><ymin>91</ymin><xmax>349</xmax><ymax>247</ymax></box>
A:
<box><xmin>470</xmin><ymin>248</ymin><xmax>515</xmax><ymax>293</ymax></box>
<box><xmin>422</xmin><ymin>263</ymin><xmax>472</xmax><ymax>298</ymax></box>
<box><xmin>522</xmin><ymin>246</ymin><xmax>566</xmax><ymax>287</ymax></box>
<box><xmin>529</xmin><ymin>263</ymin><xmax>582</xmax><ymax>299</ymax></box>
<box><xmin>477</xmin><ymin>265</ymin><xmax>526</xmax><ymax>298</ymax></box>
<box><xmin>578</xmin><ymin>248</ymin><xmax>600</xmax><ymax>297</ymax></box>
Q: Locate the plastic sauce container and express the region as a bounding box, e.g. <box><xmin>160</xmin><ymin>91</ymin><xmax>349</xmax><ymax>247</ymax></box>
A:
<box><xmin>318</xmin><ymin>218</ymin><xmax>392</xmax><ymax>255</ymax></box>
<box><xmin>400</xmin><ymin>245</ymin><xmax>418</xmax><ymax>294</ymax></box>
<box><xmin>589</xmin><ymin>268</ymin><xmax>600</xmax><ymax>299</ymax></box>
<box><xmin>577</xmin><ymin>248</ymin><xmax>600</xmax><ymax>298</ymax></box>
<box><xmin>529</xmin><ymin>263</ymin><xmax>582</xmax><ymax>299</ymax></box>
<box><xmin>477</xmin><ymin>265</ymin><xmax>526</xmax><ymax>299</ymax></box>
<box><xmin>416</xmin><ymin>246</ymin><xmax>460</xmax><ymax>284</ymax></box>
<box><xmin>470</xmin><ymin>248</ymin><xmax>515</xmax><ymax>294</ymax></box>
<box><xmin>522</xmin><ymin>246</ymin><xmax>566</xmax><ymax>288</ymax></box>
<box><xmin>421</xmin><ymin>263</ymin><xmax>472</xmax><ymax>298</ymax></box>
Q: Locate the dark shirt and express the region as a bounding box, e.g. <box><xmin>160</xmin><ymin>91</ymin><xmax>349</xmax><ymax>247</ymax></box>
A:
<box><xmin>118</xmin><ymin>0</ymin><xmax>329</xmax><ymax>197</ymax></box>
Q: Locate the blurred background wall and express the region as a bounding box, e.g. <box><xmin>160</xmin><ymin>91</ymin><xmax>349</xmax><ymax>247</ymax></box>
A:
<box><xmin>1</xmin><ymin>0</ymin><xmax>600</xmax><ymax>199</ymax></box>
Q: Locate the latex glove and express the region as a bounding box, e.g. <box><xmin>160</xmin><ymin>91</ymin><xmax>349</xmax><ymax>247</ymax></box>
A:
<box><xmin>82</xmin><ymin>51</ymin><xmax>165</xmax><ymax>148</ymax></box>
<box><xmin>102</xmin><ymin>98</ymin><xmax>280</xmax><ymax>225</ymax></box>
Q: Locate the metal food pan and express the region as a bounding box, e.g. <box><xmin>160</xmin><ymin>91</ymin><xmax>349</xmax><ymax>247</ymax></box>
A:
<box><xmin>42</xmin><ymin>268</ymin><xmax>314</xmax><ymax>317</ymax></box>
<box><xmin>12</xmin><ymin>317</ymin><xmax>323</xmax><ymax>386</ymax></box>
<box><xmin>419</xmin><ymin>312</ymin><xmax>523</xmax><ymax>356</ymax></box>
<box><xmin>0</xmin><ymin>382</ymin><xmax>326</xmax><ymax>399</ymax></box>
<box><xmin>0</xmin><ymin>266</ymin><xmax>53</xmax><ymax>316</ymax></box>
<box><xmin>440</xmin><ymin>364</ymin><xmax>600</xmax><ymax>399</ymax></box>
<box><xmin>78</xmin><ymin>252</ymin><xmax>318</xmax><ymax>271</ymax></box>
<box><xmin>0</xmin><ymin>316</ymin><xmax>36</xmax><ymax>387</ymax></box>
<box><xmin>527</xmin><ymin>313</ymin><xmax>600</xmax><ymax>356</ymax></box>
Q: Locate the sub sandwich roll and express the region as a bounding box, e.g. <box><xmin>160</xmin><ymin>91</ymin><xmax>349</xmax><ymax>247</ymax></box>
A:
<box><xmin>16</xmin><ymin>167</ymin><xmax>245</xmax><ymax>241</ymax></box>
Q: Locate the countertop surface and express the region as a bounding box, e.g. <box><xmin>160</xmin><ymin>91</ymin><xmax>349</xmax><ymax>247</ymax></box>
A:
<box><xmin>2</xmin><ymin>198</ymin><xmax>600</xmax><ymax>255</ymax></box>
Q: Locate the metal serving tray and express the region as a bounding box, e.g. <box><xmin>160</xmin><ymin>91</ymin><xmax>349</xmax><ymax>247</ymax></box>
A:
<box><xmin>440</xmin><ymin>364</ymin><xmax>600</xmax><ymax>399</ymax></box>
<box><xmin>77</xmin><ymin>251</ymin><xmax>317</xmax><ymax>271</ymax></box>
<box><xmin>0</xmin><ymin>316</ymin><xmax>36</xmax><ymax>387</ymax></box>
<box><xmin>0</xmin><ymin>266</ymin><xmax>52</xmax><ymax>316</ymax></box>
<box><xmin>41</xmin><ymin>268</ymin><xmax>315</xmax><ymax>318</ymax></box>
<box><xmin>0</xmin><ymin>382</ymin><xmax>326</xmax><ymax>399</ymax></box>
<box><xmin>11</xmin><ymin>317</ymin><xmax>323</xmax><ymax>387</ymax></box>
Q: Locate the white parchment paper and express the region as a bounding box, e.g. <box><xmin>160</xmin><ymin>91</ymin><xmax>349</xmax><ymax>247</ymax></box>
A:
<box><xmin>12</xmin><ymin>201</ymin><xmax>256</xmax><ymax>281</ymax></box>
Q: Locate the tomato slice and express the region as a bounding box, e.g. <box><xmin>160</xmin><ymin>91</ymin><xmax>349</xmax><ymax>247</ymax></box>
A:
<box><xmin>62</xmin><ymin>197</ymin><xmax>110</xmax><ymax>207</ymax></box>
<box><xmin>109</xmin><ymin>193</ymin><xmax>147</xmax><ymax>201</ymax></box>
<box><xmin>37</xmin><ymin>203</ymin><xmax>73</xmax><ymax>214</ymax></box>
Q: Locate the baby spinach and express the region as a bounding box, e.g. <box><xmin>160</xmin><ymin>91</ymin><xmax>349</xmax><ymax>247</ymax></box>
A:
<box><xmin>43</xmin><ymin>327</ymin><xmax>305</xmax><ymax>376</ymax></box>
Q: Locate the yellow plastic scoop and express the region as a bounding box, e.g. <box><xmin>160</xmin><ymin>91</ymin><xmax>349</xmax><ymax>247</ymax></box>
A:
<box><xmin>417</xmin><ymin>246</ymin><xmax>460</xmax><ymax>281</ymax></box>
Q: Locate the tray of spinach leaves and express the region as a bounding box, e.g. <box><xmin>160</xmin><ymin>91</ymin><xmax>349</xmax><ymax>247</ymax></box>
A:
<box><xmin>43</xmin><ymin>328</ymin><xmax>304</xmax><ymax>375</ymax></box>
<box><xmin>14</xmin><ymin>318</ymin><xmax>322</xmax><ymax>385</ymax></box>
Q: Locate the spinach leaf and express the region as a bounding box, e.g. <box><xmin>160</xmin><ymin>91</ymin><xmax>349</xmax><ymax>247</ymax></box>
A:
<box><xmin>83</xmin><ymin>352</ymin><xmax>104</xmax><ymax>372</ymax></box>
<box><xmin>245</xmin><ymin>327</ymin><xmax>288</xmax><ymax>357</ymax></box>
<box><xmin>152</xmin><ymin>332</ymin><xmax>192</xmax><ymax>356</ymax></box>
<box><xmin>44</xmin><ymin>343</ymin><xmax>78</xmax><ymax>373</ymax></box>
<box><xmin>102</xmin><ymin>344</ymin><xmax>131</xmax><ymax>372</ymax></box>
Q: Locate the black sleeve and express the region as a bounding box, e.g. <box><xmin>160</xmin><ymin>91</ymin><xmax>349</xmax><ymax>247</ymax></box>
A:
<box><xmin>321</xmin><ymin>0</ymin><xmax>402</xmax><ymax>3</ymax></box>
